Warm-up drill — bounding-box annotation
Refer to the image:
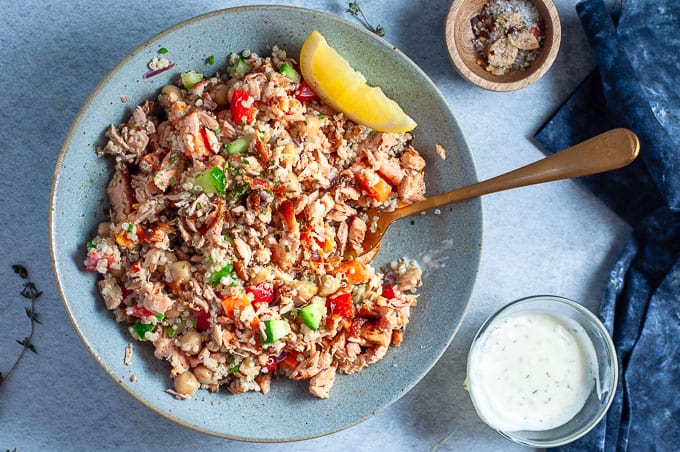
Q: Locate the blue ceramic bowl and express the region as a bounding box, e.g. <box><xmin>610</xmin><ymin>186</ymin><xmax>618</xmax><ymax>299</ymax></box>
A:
<box><xmin>49</xmin><ymin>5</ymin><xmax>482</xmax><ymax>441</ymax></box>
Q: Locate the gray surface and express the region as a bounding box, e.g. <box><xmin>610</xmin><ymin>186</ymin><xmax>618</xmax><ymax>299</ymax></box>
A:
<box><xmin>0</xmin><ymin>0</ymin><xmax>629</xmax><ymax>450</ymax></box>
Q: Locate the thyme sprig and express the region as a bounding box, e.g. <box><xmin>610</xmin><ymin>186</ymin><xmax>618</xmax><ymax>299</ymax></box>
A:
<box><xmin>346</xmin><ymin>1</ymin><xmax>385</xmax><ymax>37</ymax></box>
<box><xmin>0</xmin><ymin>265</ymin><xmax>44</xmax><ymax>387</ymax></box>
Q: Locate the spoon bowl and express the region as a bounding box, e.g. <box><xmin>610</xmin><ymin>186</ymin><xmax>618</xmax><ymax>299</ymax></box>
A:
<box><xmin>345</xmin><ymin>128</ymin><xmax>639</xmax><ymax>261</ymax></box>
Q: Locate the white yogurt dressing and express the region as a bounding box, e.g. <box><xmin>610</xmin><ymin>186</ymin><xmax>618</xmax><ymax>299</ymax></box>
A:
<box><xmin>468</xmin><ymin>312</ymin><xmax>598</xmax><ymax>432</ymax></box>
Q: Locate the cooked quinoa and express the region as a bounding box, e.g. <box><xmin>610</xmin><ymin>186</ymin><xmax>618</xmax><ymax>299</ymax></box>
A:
<box><xmin>84</xmin><ymin>45</ymin><xmax>427</xmax><ymax>399</ymax></box>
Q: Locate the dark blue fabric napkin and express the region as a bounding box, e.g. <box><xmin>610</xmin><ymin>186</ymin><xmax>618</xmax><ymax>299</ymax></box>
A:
<box><xmin>535</xmin><ymin>0</ymin><xmax>680</xmax><ymax>450</ymax></box>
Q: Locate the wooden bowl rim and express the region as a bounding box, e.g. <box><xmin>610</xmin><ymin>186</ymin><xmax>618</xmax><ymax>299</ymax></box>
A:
<box><xmin>444</xmin><ymin>0</ymin><xmax>562</xmax><ymax>92</ymax></box>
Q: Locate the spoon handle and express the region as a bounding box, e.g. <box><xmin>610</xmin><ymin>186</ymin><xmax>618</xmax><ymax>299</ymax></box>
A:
<box><xmin>391</xmin><ymin>128</ymin><xmax>639</xmax><ymax>220</ymax></box>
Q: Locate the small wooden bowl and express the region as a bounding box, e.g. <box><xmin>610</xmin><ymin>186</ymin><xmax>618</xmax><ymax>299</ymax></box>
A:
<box><xmin>444</xmin><ymin>0</ymin><xmax>561</xmax><ymax>92</ymax></box>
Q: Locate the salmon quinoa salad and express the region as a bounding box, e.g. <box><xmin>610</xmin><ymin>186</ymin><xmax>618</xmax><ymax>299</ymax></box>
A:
<box><xmin>84</xmin><ymin>45</ymin><xmax>428</xmax><ymax>399</ymax></box>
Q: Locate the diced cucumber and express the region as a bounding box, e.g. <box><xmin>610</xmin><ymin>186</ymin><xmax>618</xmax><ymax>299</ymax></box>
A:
<box><xmin>180</xmin><ymin>70</ymin><xmax>203</xmax><ymax>89</ymax></box>
<box><xmin>228</xmin><ymin>55</ymin><xmax>250</xmax><ymax>77</ymax></box>
<box><xmin>193</xmin><ymin>167</ymin><xmax>226</xmax><ymax>195</ymax></box>
<box><xmin>279</xmin><ymin>62</ymin><xmax>300</xmax><ymax>82</ymax></box>
<box><xmin>261</xmin><ymin>319</ymin><xmax>291</xmax><ymax>344</ymax></box>
<box><xmin>225</xmin><ymin>136</ymin><xmax>250</xmax><ymax>155</ymax></box>
<box><xmin>299</xmin><ymin>303</ymin><xmax>323</xmax><ymax>331</ymax></box>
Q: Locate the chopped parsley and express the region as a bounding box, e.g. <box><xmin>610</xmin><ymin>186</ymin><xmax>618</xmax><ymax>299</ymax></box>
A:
<box><xmin>86</xmin><ymin>241</ymin><xmax>96</xmax><ymax>250</ymax></box>
<box><xmin>206</xmin><ymin>55</ymin><xmax>215</xmax><ymax>65</ymax></box>
<box><xmin>155</xmin><ymin>312</ymin><xmax>165</xmax><ymax>320</ymax></box>
<box><xmin>317</xmin><ymin>113</ymin><xmax>326</xmax><ymax>119</ymax></box>
<box><xmin>284</xmin><ymin>244</ymin><xmax>291</xmax><ymax>253</ymax></box>
<box><xmin>158</xmin><ymin>47</ymin><xmax>168</xmax><ymax>54</ymax></box>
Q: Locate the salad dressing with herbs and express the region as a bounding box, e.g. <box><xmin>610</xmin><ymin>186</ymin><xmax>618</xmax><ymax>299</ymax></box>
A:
<box><xmin>468</xmin><ymin>312</ymin><xmax>598</xmax><ymax>432</ymax></box>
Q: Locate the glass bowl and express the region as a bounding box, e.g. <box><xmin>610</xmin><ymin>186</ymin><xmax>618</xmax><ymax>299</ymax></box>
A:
<box><xmin>466</xmin><ymin>295</ymin><xmax>618</xmax><ymax>448</ymax></box>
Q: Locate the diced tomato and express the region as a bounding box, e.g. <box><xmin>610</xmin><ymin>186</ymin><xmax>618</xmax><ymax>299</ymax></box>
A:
<box><xmin>193</xmin><ymin>309</ymin><xmax>211</xmax><ymax>330</ymax></box>
<box><xmin>333</xmin><ymin>260</ymin><xmax>371</xmax><ymax>285</ymax></box>
<box><xmin>230</xmin><ymin>88</ymin><xmax>256</xmax><ymax>125</ymax></box>
<box><xmin>326</xmin><ymin>292</ymin><xmax>354</xmax><ymax>318</ymax></box>
<box><xmin>264</xmin><ymin>355</ymin><xmax>278</xmax><ymax>373</ymax></box>
<box><xmin>128</xmin><ymin>305</ymin><xmax>156</xmax><ymax>318</ymax></box>
<box><xmin>295</xmin><ymin>80</ymin><xmax>317</xmax><ymax>103</ymax></box>
<box><xmin>84</xmin><ymin>249</ymin><xmax>115</xmax><ymax>272</ymax></box>
<box><xmin>246</xmin><ymin>281</ymin><xmax>274</xmax><ymax>304</ymax></box>
<box><xmin>382</xmin><ymin>284</ymin><xmax>395</xmax><ymax>299</ymax></box>
<box><xmin>354</xmin><ymin>167</ymin><xmax>392</xmax><ymax>203</ymax></box>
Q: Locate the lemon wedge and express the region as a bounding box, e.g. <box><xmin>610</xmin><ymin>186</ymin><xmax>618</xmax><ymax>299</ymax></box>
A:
<box><xmin>300</xmin><ymin>30</ymin><xmax>417</xmax><ymax>133</ymax></box>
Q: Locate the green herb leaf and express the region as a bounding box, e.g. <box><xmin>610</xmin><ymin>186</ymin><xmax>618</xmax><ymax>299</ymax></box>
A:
<box><xmin>12</xmin><ymin>265</ymin><xmax>28</xmax><ymax>279</ymax></box>
<box><xmin>25</xmin><ymin>308</ymin><xmax>42</xmax><ymax>325</ymax></box>
<box><xmin>167</xmin><ymin>327</ymin><xmax>176</xmax><ymax>337</ymax></box>
<box><xmin>16</xmin><ymin>337</ymin><xmax>37</xmax><ymax>354</ymax></box>
<box><xmin>158</xmin><ymin>47</ymin><xmax>168</xmax><ymax>54</ymax></box>
<box><xmin>346</xmin><ymin>1</ymin><xmax>386</xmax><ymax>37</ymax></box>
<box><xmin>21</xmin><ymin>282</ymin><xmax>42</xmax><ymax>300</ymax></box>
<box><xmin>206</xmin><ymin>55</ymin><xmax>215</xmax><ymax>65</ymax></box>
<box><xmin>317</xmin><ymin>113</ymin><xmax>327</xmax><ymax>119</ymax></box>
<box><xmin>155</xmin><ymin>312</ymin><xmax>165</xmax><ymax>320</ymax></box>
<box><xmin>86</xmin><ymin>241</ymin><xmax>96</xmax><ymax>250</ymax></box>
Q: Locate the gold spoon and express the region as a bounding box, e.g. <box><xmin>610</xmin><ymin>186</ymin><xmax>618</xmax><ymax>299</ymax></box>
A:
<box><xmin>345</xmin><ymin>128</ymin><xmax>640</xmax><ymax>262</ymax></box>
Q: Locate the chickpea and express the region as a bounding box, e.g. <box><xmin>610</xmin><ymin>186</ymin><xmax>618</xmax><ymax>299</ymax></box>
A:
<box><xmin>179</xmin><ymin>331</ymin><xmax>203</xmax><ymax>355</ymax></box>
<box><xmin>317</xmin><ymin>275</ymin><xmax>341</xmax><ymax>297</ymax></box>
<box><xmin>159</xmin><ymin>84</ymin><xmax>182</xmax><ymax>108</ymax></box>
<box><xmin>174</xmin><ymin>370</ymin><xmax>199</xmax><ymax>396</ymax></box>
<box><xmin>193</xmin><ymin>365</ymin><xmax>214</xmax><ymax>385</ymax></box>
<box><xmin>281</xmin><ymin>143</ymin><xmax>299</xmax><ymax>167</ymax></box>
<box><xmin>304</xmin><ymin>115</ymin><xmax>321</xmax><ymax>136</ymax></box>
<box><xmin>250</xmin><ymin>266</ymin><xmax>272</xmax><ymax>284</ymax></box>
<box><xmin>167</xmin><ymin>260</ymin><xmax>192</xmax><ymax>285</ymax></box>
<box><xmin>164</xmin><ymin>306</ymin><xmax>181</xmax><ymax>319</ymax></box>
<box><xmin>293</xmin><ymin>280</ymin><xmax>318</xmax><ymax>301</ymax></box>
<box><xmin>284</xmin><ymin>172</ymin><xmax>300</xmax><ymax>193</ymax></box>
<box><xmin>210</xmin><ymin>84</ymin><xmax>229</xmax><ymax>108</ymax></box>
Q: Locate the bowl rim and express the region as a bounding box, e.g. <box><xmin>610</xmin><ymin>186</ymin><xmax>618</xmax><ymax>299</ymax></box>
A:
<box><xmin>444</xmin><ymin>0</ymin><xmax>562</xmax><ymax>92</ymax></box>
<box><xmin>49</xmin><ymin>4</ymin><xmax>483</xmax><ymax>441</ymax></box>
<box><xmin>466</xmin><ymin>294</ymin><xmax>619</xmax><ymax>447</ymax></box>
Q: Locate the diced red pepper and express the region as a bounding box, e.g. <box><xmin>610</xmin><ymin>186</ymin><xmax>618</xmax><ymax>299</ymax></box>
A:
<box><xmin>530</xmin><ymin>26</ymin><xmax>541</xmax><ymax>37</ymax></box>
<box><xmin>354</xmin><ymin>166</ymin><xmax>392</xmax><ymax>203</ymax></box>
<box><xmin>193</xmin><ymin>309</ymin><xmax>211</xmax><ymax>330</ymax></box>
<box><xmin>278</xmin><ymin>350</ymin><xmax>300</xmax><ymax>372</ymax></box>
<box><xmin>246</xmin><ymin>281</ymin><xmax>274</xmax><ymax>304</ymax></box>
<box><xmin>326</xmin><ymin>292</ymin><xmax>354</xmax><ymax>318</ymax></box>
<box><xmin>278</xmin><ymin>199</ymin><xmax>298</xmax><ymax>233</ymax></box>
<box><xmin>333</xmin><ymin>260</ymin><xmax>371</xmax><ymax>285</ymax></box>
<box><xmin>295</xmin><ymin>80</ymin><xmax>317</xmax><ymax>103</ymax></box>
<box><xmin>220</xmin><ymin>293</ymin><xmax>260</xmax><ymax>329</ymax></box>
<box><xmin>230</xmin><ymin>88</ymin><xmax>256</xmax><ymax>125</ymax></box>
<box><xmin>128</xmin><ymin>305</ymin><xmax>156</xmax><ymax>318</ymax></box>
<box><xmin>382</xmin><ymin>284</ymin><xmax>395</xmax><ymax>299</ymax></box>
